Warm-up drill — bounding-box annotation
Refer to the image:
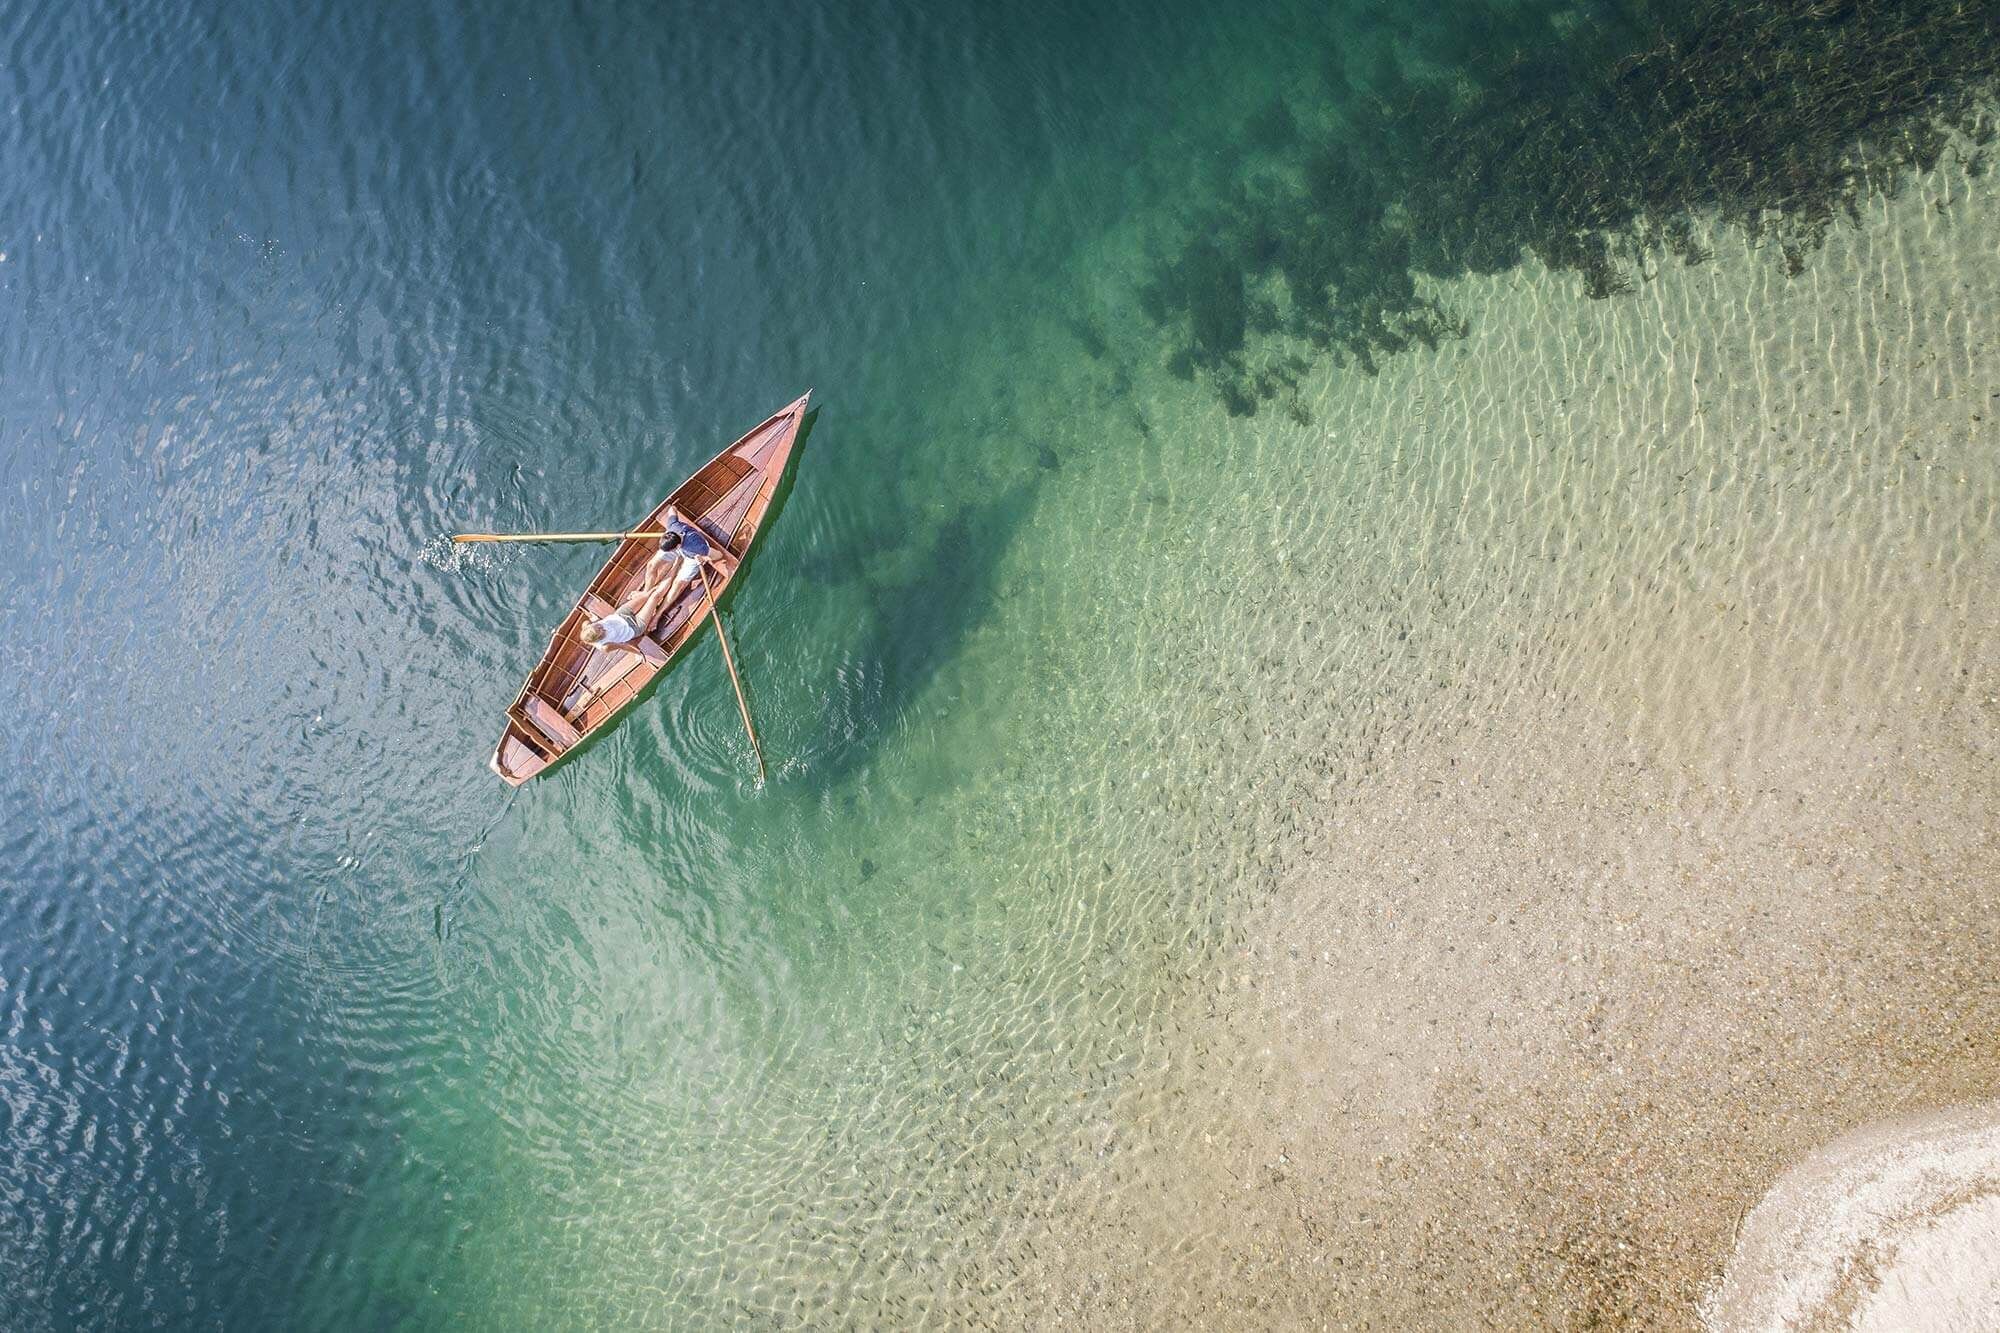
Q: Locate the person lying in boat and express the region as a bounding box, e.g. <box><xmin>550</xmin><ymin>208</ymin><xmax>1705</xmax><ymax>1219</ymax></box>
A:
<box><xmin>576</xmin><ymin>510</ymin><xmax>735</xmax><ymax>650</ymax></box>
<box><xmin>651</xmin><ymin>505</ymin><xmax>738</xmax><ymax>602</ymax></box>
<box><xmin>578</xmin><ymin>575</ymin><xmax>680</xmax><ymax>651</ymax></box>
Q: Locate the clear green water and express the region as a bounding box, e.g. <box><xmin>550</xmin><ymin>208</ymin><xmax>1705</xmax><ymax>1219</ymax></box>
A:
<box><xmin>2</xmin><ymin>0</ymin><xmax>1995</xmax><ymax>1325</ymax></box>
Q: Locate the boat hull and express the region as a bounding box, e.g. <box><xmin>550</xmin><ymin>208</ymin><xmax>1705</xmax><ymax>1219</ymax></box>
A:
<box><xmin>489</xmin><ymin>392</ymin><xmax>811</xmax><ymax>785</ymax></box>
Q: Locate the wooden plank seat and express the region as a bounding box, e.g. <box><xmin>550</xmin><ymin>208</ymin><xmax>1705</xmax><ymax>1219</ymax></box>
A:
<box><xmin>522</xmin><ymin>695</ymin><xmax>582</xmax><ymax>750</ymax></box>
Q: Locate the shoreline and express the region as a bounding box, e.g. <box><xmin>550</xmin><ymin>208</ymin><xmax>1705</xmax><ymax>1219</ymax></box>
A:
<box><xmin>1705</xmin><ymin>1100</ymin><xmax>2000</xmax><ymax>1330</ymax></box>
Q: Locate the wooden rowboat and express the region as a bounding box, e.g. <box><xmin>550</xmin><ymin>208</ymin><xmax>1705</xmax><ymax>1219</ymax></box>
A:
<box><xmin>489</xmin><ymin>392</ymin><xmax>811</xmax><ymax>785</ymax></box>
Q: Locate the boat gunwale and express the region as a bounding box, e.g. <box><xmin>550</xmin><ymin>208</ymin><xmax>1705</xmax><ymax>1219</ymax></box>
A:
<box><xmin>489</xmin><ymin>392</ymin><xmax>810</xmax><ymax>784</ymax></box>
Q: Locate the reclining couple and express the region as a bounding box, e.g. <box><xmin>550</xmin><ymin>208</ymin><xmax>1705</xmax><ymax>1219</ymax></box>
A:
<box><xmin>579</xmin><ymin>506</ymin><xmax>737</xmax><ymax>650</ymax></box>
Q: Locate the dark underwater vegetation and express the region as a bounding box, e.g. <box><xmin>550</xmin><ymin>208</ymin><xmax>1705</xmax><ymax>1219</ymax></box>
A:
<box><xmin>1141</xmin><ymin>0</ymin><xmax>2000</xmax><ymax>415</ymax></box>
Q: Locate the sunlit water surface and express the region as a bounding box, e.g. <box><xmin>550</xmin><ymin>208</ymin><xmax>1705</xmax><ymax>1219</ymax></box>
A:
<box><xmin>1</xmin><ymin>0</ymin><xmax>1995</xmax><ymax>1326</ymax></box>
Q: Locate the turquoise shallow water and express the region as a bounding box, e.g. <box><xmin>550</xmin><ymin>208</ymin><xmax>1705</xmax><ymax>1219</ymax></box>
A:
<box><xmin>2</xmin><ymin>0</ymin><xmax>1996</xmax><ymax>1325</ymax></box>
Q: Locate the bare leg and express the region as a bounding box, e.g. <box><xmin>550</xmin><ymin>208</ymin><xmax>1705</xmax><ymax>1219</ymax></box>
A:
<box><xmin>618</xmin><ymin>551</ymin><xmax>676</xmax><ymax>613</ymax></box>
<box><xmin>663</xmin><ymin>560</ymin><xmax>699</xmax><ymax>607</ymax></box>
<box><xmin>638</xmin><ymin>550</ymin><xmax>677</xmax><ymax>594</ymax></box>
<box><xmin>630</xmin><ymin>579</ymin><xmax>680</xmax><ymax>635</ymax></box>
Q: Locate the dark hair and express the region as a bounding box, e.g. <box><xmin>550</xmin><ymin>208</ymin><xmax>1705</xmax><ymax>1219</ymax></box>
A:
<box><xmin>659</xmin><ymin>531</ymin><xmax>682</xmax><ymax>552</ymax></box>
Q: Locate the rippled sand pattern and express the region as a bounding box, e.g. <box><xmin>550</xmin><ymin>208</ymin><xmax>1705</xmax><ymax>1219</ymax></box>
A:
<box><xmin>420</xmin><ymin>136</ymin><xmax>2000</xmax><ymax>1326</ymax></box>
<box><xmin>976</xmin><ymin>141</ymin><xmax>2000</xmax><ymax>1322</ymax></box>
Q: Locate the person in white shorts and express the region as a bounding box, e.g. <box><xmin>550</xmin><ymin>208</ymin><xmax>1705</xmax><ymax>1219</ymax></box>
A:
<box><xmin>578</xmin><ymin>508</ymin><xmax>736</xmax><ymax>650</ymax></box>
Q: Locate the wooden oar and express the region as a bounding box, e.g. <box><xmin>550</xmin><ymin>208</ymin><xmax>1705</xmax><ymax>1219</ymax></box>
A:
<box><xmin>699</xmin><ymin>564</ymin><xmax>765</xmax><ymax>782</ymax></box>
<box><xmin>454</xmin><ymin>529</ymin><xmax>668</xmax><ymax>544</ymax></box>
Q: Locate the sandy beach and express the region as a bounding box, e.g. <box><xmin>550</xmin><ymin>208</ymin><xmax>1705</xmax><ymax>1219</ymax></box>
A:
<box><xmin>1706</xmin><ymin>1100</ymin><xmax>2000</xmax><ymax>1330</ymax></box>
<box><xmin>987</xmin><ymin>126</ymin><xmax>2000</xmax><ymax>1329</ymax></box>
